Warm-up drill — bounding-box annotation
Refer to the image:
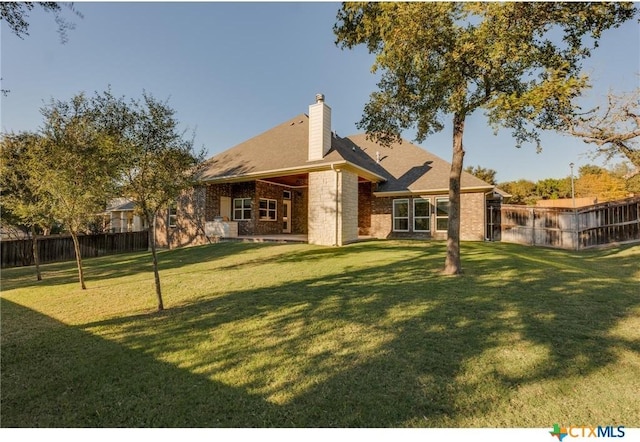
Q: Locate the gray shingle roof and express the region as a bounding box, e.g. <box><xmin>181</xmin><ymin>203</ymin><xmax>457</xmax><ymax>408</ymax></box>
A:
<box><xmin>199</xmin><ymin>113</ymin><xmax>494</xmax><ymax>194</ymax></box>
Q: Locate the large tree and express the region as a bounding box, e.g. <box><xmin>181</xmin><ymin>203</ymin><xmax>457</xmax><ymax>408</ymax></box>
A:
<box><xmin>562</xmin><ymin>87</ymin><xmax>640</xmax><ymax>176</ymax></box>
<box><xmin>0</xmin><ymin>2</ymin><xmax>81</xmax><ymax>43</ymax></box>
<box><xmin>334</xmin><ymin>2</ymin><xmax>636</xmax><ymax>274</ymax></box>
<box><xmin>94</xmin><ymin>91</ymin><xmax>204</xmax><ymax>311</ymax></box>
<box><xmin>35</xmin><ymin>93</ymin><xmax>126</xmax><ymax>289</ymax></box>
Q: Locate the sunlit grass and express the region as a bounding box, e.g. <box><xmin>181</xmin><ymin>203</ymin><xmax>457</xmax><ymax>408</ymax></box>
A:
<box><xmin>1</xmin><ymin>240</ymin><xmax>639</xmax><ymax>427</ymax></box>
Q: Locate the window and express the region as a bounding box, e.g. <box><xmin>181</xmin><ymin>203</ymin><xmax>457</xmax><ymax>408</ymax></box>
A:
<box><xmin>414</xmin><ymin>198</ymin><xmax>431</xmax><ymax>232</ymax></box>
<box><xmin>259</xmin><ymin>198</ymin><xmax>277</xmax><ymax>221</ymax></box>
<box><xmin>283</xmin><ymin>190</ymin><xmax>291</xmax><ymax>200</ymax></box>
<box><xmin>168</xmin><ymin>201</ymin><xmax>178</xmax><ymax>228</ymax></box>
<box><xmin>233</xmin><ymin>198</ymin><xmax>252</xmax><ymax>221</ymax></box>
<box><xmin>436</xmin><ymin>198</ymin><xmax>449</xmax><ymax>231</ymax></box>
<box><xmin>393</xmin><ymin>199</ymin><xmax>409</xmax><ymax>231</ymax></box>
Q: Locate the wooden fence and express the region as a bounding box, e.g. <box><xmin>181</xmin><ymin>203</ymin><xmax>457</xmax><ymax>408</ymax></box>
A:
<box><xmin>1</xmin><ymin>231</ymin><xmax>149</xmax><ymax>268</ymax></box>
<box><xmin>500</xmin><ymin>196</ymin><xmax>640</xmax><ymax>250</ymax></box>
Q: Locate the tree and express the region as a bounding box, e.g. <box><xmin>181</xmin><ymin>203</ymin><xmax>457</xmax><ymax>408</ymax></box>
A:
<box><xmin>464</xmin><ymin>165</ymin><xmax>497</xmax><ymax>185</ymax></box>
<box><xmin>576</xmin><ymin>166</ymin><xmax>628</xmax><ymax>201</ymax></box>
<box><xmin>97</xmin><ymin>91</ymin><xmax>204</xmax><ymax>311</ymax></box>
<box><xmin>0</xmin><ymin>2</ymin><xmax>81</xmax><ymax>44</ymax></box>
<box><xmin>35</xmin><ymin>93</ymin><xmax>126</xmax><ymax>289</ymax></box>
<box><xmin>334</xmin><ymin>2</ymin><xmax>636</xmax><ymax>274</ymax></box>
<box><xmin>0</xmin><ymin>132</ymin><xmax>52</xmax><ymax>280</ymax></box>
<box><xmin>499</xmin><ymin>179</ymin><xmax>537</xmax><ymax>205</ymax></box>
<box><xmin>535</xmin><ymin>178</ymin><xmax>571</xmax><ymax>200</ymax></box>
<box><xmin>562</xmin><ymin>87</ymin><xmax>640</xmax><ymax>175</ymax></box>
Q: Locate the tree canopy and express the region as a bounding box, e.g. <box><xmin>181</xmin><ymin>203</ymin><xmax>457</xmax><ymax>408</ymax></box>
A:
<box><xmin>334</xmin><ymin>2</ymin><xmax>636</xmax><ymax>274</ymax></box>
<box><xmin>562</xmin><ymin>86</ymin><xmax>640</xmax><ymax>174</ymax></box>
<box><xmin>0</xmin><ymin>2</ymin><xmax>81</xmax><ymax>43</ymax></box>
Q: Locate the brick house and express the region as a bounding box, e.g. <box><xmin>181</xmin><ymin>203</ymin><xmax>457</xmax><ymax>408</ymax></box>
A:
<box><xmin>157</xmin><ymin>94</ymin><xmax>500</xmax><ymax>248</ymax></box>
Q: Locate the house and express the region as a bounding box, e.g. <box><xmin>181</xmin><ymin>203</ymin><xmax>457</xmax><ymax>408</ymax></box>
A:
<box><xmin>156</xmin><ymin>94</ymin><xmax>502</xmax><ymax>248</ymax></box>
<box><xmin>104</xmin><ymin>198</ymin><xmax>148</xmax><ymax>233</ymax></box>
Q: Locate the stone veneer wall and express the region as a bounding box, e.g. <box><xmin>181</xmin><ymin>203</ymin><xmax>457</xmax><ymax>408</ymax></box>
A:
<box><xmin>308</xmin><ymin>169</ymin><xmax>359</xmax><ymax>246</ymax></box>
<box><xmin>340</xmin><ymin>170</ymin><xmax>359</xmax><ymax>245</ymax></box>
<box><xmin>369</xmin><ymin>191</ymin><xmax>486</xmax><ymax>241</ymax></box>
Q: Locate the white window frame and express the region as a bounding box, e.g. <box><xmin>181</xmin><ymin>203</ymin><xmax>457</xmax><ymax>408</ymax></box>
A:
<box><xmin>259</xmin><ymin>198</ymin><xmax>277</xmax><ymax>221</ymax></box>
<box><xmin>168</xmin><ymin>201</ymin><xmax>178</xmax><ymax>228</ymax></box>
<box><xmin>435</xmin><ymin>197</ymin><xmax>449</xmax><ymax>232</ymax></box>
<box><xmin>413</xmin><ymin>198</ymin><xmax>431</xmax><ymax>232</ymax></box>
<box><xmin>233</xmin><ymin>198</ymin><xmax>252</xmax><ymax>221</ymax></box>
<box><xmin>393</xmin><ymin>199</ymin><xmax>410</xmax><ymax>232</ymax></box>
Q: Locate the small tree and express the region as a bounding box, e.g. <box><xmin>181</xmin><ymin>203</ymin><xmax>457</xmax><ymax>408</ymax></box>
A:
<box><xmin>334</xmin><ymin>2</ymin><xmax>636</xmax><ymax>274</ymax></box>
<box><xmin>115</xmin><ymin>92</ymin><xmax>204</xmax><ymax>311</ymax></box>
<box><xmin>0</xmin><ymin>132</ymin><xmax>52</xmax><ymax>280</ymax></box>
<box><xmin>35</xmin><ymin>93</ymin><xmax>126</xmax><ymax>289</ymax></box>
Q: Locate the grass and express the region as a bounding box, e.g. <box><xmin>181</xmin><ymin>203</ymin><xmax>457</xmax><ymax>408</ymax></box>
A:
<box><xmin>1</xmin><ymin>240</ymin><xmax>639</xmax><ymax>427</ymax></box>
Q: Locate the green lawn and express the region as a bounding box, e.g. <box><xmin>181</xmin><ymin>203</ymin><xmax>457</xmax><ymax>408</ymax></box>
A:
<box><xmin>1</xmin><ymin>240</ymin><xmax>639</xmax><ymax>427</ymax></box>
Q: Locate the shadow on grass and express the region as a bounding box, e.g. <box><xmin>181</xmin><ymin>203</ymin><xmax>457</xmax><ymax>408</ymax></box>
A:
<box><xmin>0</xmin><ymin>298</ymin><xmax>284</xmax><ymax>427</ymax></box>
<box><xmin>2</xmin><ymin>241</ymin><xmax>639</xmax><ymax>427</ymax></box>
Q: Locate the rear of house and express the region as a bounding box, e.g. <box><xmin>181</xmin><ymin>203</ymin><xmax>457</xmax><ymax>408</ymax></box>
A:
<box><xmin>156</xmin><ymin>95</ymin><xmax>499</xmax><ymax>248</ymax></box>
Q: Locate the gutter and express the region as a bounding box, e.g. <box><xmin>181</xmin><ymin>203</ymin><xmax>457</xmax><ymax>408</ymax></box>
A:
<box><xmin>373</xmin><ymin>185</ymin><xmax>494</xmax><ymax>198</ymax></box>
<box><xmin>199</xmin><ymin>160</ymin><xmax>386</xmax><ymax>185</ymax></box>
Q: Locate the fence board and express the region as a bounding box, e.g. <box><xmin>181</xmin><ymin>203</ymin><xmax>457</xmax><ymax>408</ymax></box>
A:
<box><xmin>1</xmin><ymin>231</ymin><xmax>149</xmax><ymax>268</ymax></box>
<box><xmin>500</xmin><ymin>196</ymin><xmax>640</xmax><ymax>250</ymax></box>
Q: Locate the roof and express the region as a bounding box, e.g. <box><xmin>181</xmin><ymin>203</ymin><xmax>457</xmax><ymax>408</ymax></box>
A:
<box><xmin>105</xmin><ymin>198</ymin><xmax>135</xmax><ymax>212</ymax></box>
<box><xmin>199</xmin><ymin>113</ymin><xmax>494</xmax><ymax>194</ymax></box>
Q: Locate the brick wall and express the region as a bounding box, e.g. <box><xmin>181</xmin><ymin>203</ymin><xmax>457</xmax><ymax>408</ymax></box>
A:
<box><xmin>460</xmin><ymin>192</ymin><xmax>486</xmax><ymax>241</ymax></box>
<box><xmin>204</xmin><ymin>181</ymin><xmax>307</xmax><ymax>236</ymax></box>
<box><xmin>369</xmin><ymin>192</ymin><xmax>486</xmax><ymax>241</ymax></box>
<box><xmin>358</xmin><ymin>182</ymin><xmax>372</xmax><ymax>235</ymax></box>
<box><xmin>156</xmin><ymin>186</ymin><xmax>209</xmax><ymax>249</ymax></box>
<box><xmin>292</xmin><ymin>188</ymin><xmax>308</xmax><ymax>234</ymax></box>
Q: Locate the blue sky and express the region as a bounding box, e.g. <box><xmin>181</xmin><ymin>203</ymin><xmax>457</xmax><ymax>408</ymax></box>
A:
<box><xmin>1</xmin><ymin>2</ymin><xmax>638</xmax><ymax>183</ymax></box>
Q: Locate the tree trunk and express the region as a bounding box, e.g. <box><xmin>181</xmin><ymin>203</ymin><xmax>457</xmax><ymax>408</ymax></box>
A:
<box><xmin>149</xmin><ymin>213</ymin><xmax>164</xmax><ymax>311</ymax></box>
<box><xmin>70</xmin><ymin>231</ymin><xmax>86</xmax><ymax>289</ymax></box>
<box><xmin>444</xmin><ymin>111</ymin><xmax>466</xmax><ymax>275</ymax></box>
<box><xmin>31</xmin><ymin>225</ymin><xmax>42</xmax><ymax>281</ymax></box>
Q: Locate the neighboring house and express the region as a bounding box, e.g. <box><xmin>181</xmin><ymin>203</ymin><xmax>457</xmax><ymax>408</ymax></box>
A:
<box><xmin>156</xmin><ymin>94</ymin><xmax>504</xmax><ymax>248</ymax></box>
<box><xmin>104</xmin><ymin>198</ymin><xmax>147</xmax><ymax>233</ymax></box>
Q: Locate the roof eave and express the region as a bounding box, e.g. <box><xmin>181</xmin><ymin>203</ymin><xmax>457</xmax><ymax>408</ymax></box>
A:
<box><xmin>373</xmin><ymin>185</ymin><xmax>494</xmax><ymax>197</ymax></box>
<box><xmin>199</xmin><ymin>160</ymin><xmax>386</xmax><ymax>184</ymax></box>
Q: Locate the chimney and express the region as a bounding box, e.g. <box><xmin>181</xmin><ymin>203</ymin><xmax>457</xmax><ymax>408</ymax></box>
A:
<box><xmin>308</xmin><ymin>93</ymin><xmax>331</xmax><ymax>161</ymax></box>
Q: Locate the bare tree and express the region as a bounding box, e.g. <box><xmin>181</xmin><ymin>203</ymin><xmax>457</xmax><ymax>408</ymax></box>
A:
<box><xmin>563</xmin><ymin>87</ymin><xmax>640</xmax><ymax>177</ymax></box>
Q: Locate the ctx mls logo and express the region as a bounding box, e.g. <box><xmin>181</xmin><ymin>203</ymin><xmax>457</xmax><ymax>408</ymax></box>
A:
<box><xmin>549</xmin><ymin>424</ymin><xmax>626</xmax><ymax>439</ymax></box>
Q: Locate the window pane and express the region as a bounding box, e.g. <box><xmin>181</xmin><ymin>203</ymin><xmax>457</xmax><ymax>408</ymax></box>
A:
<box><xmin>268</xmin><ymin>200</ymin><xmax>276</xmax><ymax>210</ymax></box>
<box><xmin>436</xmin><ymin>199</ymin><xmax>449</xmax><ymax>216</ymax></box>
<box><xmin>394</xmin><ymin>200</ymin><xmax>408</xmax><ymax>217</ymax></box>
<box><xmin>414</xmin><ymin>218</ymin><xmax>430</xmax><ymax>231</ymax></box>
<box><xmin>414</xmin><ymin>200</ymin><xmax>430</xmax><ymax>217</ymax></box>
<box><xmin>437</xmin><ymin>218</ymin><xmax>448</xmax><ymax>231</ymax></box>
<box><xmin>234</xmin><ymin>199</ymin><xmax>243</xmax><ymax>209</ymax></box>
<box><xmin>259</xmin><ymin>199</ymin><xmax>267</xmax><ymax>210</ymax></box>
<box><xmin>243</xmin><ymin>209</ymin><xmax>251</xmax><ymax>219</ymax></box>
<box><xmin>394</xmin><ymin>218</ymin><xmax>409</xmax><ymax>231</ymax></box>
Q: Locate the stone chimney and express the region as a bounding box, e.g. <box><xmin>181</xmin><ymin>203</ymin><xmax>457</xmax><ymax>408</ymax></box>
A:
<box><xmin>308</xmin><ymin>93</ymin><xmax>331</xmax><ymax>161</ymax></box>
